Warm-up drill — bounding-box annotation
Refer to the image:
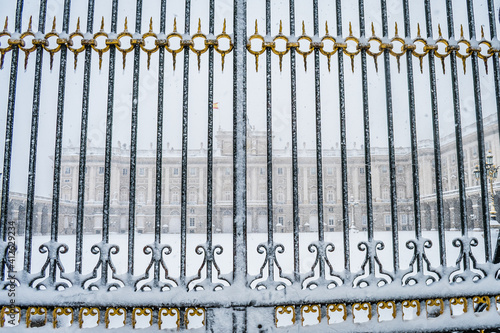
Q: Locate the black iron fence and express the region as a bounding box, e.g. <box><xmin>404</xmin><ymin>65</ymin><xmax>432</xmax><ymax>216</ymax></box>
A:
<box><xmin>1</xmin><ymin>0</ymin><xmax>500</xmax><ymax>331</ymax></box>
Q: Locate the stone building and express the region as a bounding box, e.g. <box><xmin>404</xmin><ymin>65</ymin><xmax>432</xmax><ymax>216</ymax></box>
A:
<box><xmin>7</xmin><ymin>114</ymin><xmax>500</xmax><ymax>235</ymax></box>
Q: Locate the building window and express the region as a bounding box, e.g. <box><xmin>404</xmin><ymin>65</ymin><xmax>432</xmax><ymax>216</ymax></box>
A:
<box><xmin>139</xmin><ymin>168</ymin><xmax>145</xmax><ymax>176</ymax></box>
<box><xmin>398</xmin><ymin>186</ymin><xmax>406</xmax><ymax>200</ymax></box>
<box><xmin>385</xmin><ymin>215</ymin><xmax>391</xmax><ymax>225</ymax></box>
<box><xmin>65</xmin><ymin>167</ymin><xmax>71</xmax><ymax>174</ymax></box>
<box><xmin>277</xmin><ymin>167</ymin><xmax>283</xmax><ymax>175</ymax></box>
<box><xmin>85</xmin><ymin>167</ymin><xmax>88</xmax><ymax>174</ymax></box>
<box><xmin>401</xmin><ymin>214</ymin><xmax>408</xmax><ymax>225</ymax></box>
<box><xmin>277</xmin><ymin>189</ymin><xmax>285</xmax><ymax>203</ymax></box>
<box><xmin>123</xmin><ymin>168</ymin><xmax>128</xmax><ymax>176</ymax></box>
<box><xmin>327</xmin><ymin>167</ymin><xmax>333</xmax><ymax>175</ymax></box>
<box><xmin>277</xmin><ymin>216</ymin><xmax>284</xmax><ymax>227</ymax></box>
<box><xmin>381</xmin><ymin>166</ymin><xmax>388</xmax><ymax>173</ymax></box>
<box><xmin>310</xmin><ymin>192</ymin><xmax>317</xmax><ymax>204</ymax></box>
<box><xmin>190</xmin><ymin>208</ymin><xmax>195</xmax><ymax>214</ymax></box>
<box><xmin>327</xmin><ymin>190</ymin><xmax>334</xmax><ymax>203</ymax></box>
<box><xmin>188</xmin><ymin>190</ymin><xmax>197</xmax><ymax>203</ymax></box>
<box><xmin>362</xmin><ymin>215</ymin><xmax>367</xmax><ymax>225</ymax></box>
<box><xmin>359</xmin><ymin>167</ymin><xmax>364</xmax><ymax>174</ymax></box>
<box><xmin>382</xmin><ymin>186</ymin><xmax>389</xmax><ymax>200</ymax></box>
<box><xmin>189</xmin><ymin>218</ymin><xmax>195</xmax><ymax>227</ymax></box>
<box><xmin>310</xmin><ymin>167</ymin><xmax>316</xmax><ymax>175</ymax></box>
<box><xmin>99</xmin><ymin>167</ymin><xmax>104</xmax><ymax>174</ymax></box>
<box><xmin>171</xmin><ymin>191</ymin><xmax>179</xmax><ymax>204</ymax></box>
<box><xmin>64</xmin><ymin>179</ymin><xmax>70</xmax><ymax>183</ymax></box>
<box><xmin>260</xmin><ymin>167</ymin><xmax>265</xmax><ymax>175</ymax></box>
<box><xmin>189</xmin><ymin>168</ymin><xmax>196</xmax><ymax>176</ymax></box>
<box><xmin>225</xmin><ymin>167</ymin><xmax>231</xmax><ymax>175</ymax></box>
<box><xmin>328</xmin><ymin>218</ymin><xmax>334</xmax><ymax>226</ymax></box>
<box><xmin>173</xmin><ymin>168</ymin><xmax>179</xmax><ymax>176</ymax></box>
<box><xmin>397</xmin><ymin>166</ymin><xmax>404</xmax><ymax>174</ymax></box>
<box><xmin>224</xmin><ymin>191</ymin><xmax>231</xmax><ymax>201</ymax></box>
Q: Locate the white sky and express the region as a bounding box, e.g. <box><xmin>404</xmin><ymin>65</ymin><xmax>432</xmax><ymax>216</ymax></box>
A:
<box><xmin>0</xmin><ymin>0</ymin><xmax>499</xmax><ymax>196</ymax></box>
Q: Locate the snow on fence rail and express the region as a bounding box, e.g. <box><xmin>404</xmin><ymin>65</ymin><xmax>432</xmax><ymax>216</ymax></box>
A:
<box><xmin>1</xmin><ymin>0</ymin><xmax>500</xmax><ymax>331</ymax></box>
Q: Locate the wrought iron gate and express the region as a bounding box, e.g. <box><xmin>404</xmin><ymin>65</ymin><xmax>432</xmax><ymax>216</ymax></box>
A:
<box><xmin>1</xmin><ymin>0</ymin><xmax>500</xmax><ymax>331</ymax></box>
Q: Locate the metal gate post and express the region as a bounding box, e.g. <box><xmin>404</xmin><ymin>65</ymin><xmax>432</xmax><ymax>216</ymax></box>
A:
<box><xmin>233</xmin><ymin>0</ymin><xmax>248</xmax><ymax>331</ymax></box>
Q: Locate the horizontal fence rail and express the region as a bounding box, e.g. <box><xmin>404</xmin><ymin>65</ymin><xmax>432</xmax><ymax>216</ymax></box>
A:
<box><xmin>1</xmin><ymin>0</ymin><xmax>500</xmax><ymax>331</ymax></box>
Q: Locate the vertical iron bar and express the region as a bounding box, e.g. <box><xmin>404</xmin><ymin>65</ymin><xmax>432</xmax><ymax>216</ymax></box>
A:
<box><xmin>358</xmin><ymin>0</ymin><xmax>374</xmax><ymax>245</ymax></box>
<box><xmin>75</xmin><ymin>0</ymin><xmax>95</xmax><ymax>280</ymax></box>
<box><xmin>101</xmin><ymin>0</ymin><xmax>119</xmax><ymax>290</ymax></box>
<box><xmin>180</xmin><ymin>0</ymin><xmax>191</xmax><ymax>290</ymax></box>
<box><xmin>380</xmin><ymin>0</ymin><xmax>399</xmax><ymax>274</ymax></box>
<box><xmin>486</xmin><ymin>0</ymin><xmax>500</xmax><ymax>146</ymax></box>
<box><xmin>154</xmin><ymin>0</ymin><xmax>167</xmax><ymax>285</ymax></box>
<box><xmin>465</xmin><ymin>0</ymin><xmax>491</xmax><ymax>262</ymax></box>
<box><xmin>24</xmin><ymin>0</ymin><xmax>48</xmax><ymax>273</ymax></box>
<box><xmin>206</xmin><ymin>0</ymin><xmax>215</xmax><ymax>283</ymax></box>
<box><xmin>401</xmin><ymin>0</ymin><xmax>427</xmax><ymax>264</ymax></box>
<box><xmin>430</xmin><ymin>0</ymin><xmax>468</xmax><ymax>243</ymax></box>
<box><xmin>265</xmin><ymin>0</ymin><xmax>274</xmax><ymax>282</ymax></box>
<box><xmin>486</xmin><ymin>0</ymin><xmax>500</xmax><ymax>264</ymax></box>
<box><xmin>49</xmin><ymin>0</ymin><xmax>71</xmax><ymax>244</ymax></box>
<box><xmin>0</xmin><ymin>0</ymin><xmax>23</xmax><ymax>283</ymax></box>
<box><xmin>336</xmin><ymin>0</ymin><xmax>350</xmax><ymax>275</ymax></box>
<box><xmin>233</xmin><ymin>0</ymin><xmax>247</xmax><ymax>328</ymax></box>
<box><xmin>313</xmin><ymin>0</ymin><xmax>325</xmax><ymax>281</ymax></box>
<box><xmin>128</xmin><ymin>0</ymin><xmax>143</xmax><ymax>280</ymax></box>
<box><xmin>408</xmin><ymin>0</ymin><xmax>445</xmax><ymax>266</ymax></box>
<box><xmin>289</xmin><ymin>0</ymin><xmax>300</xmax><ymax>284</ymax></box>
<box><xmin>0</xmin><ymin>0</ymin><xmax>24</xmax><ymax>242</ymax></box>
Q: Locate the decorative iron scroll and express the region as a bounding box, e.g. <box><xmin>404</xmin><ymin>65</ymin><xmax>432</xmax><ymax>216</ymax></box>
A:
<box><xmin>0</xmin><ymin>16</ymin><xmax>497</xmax><ymax>73</ymax></box>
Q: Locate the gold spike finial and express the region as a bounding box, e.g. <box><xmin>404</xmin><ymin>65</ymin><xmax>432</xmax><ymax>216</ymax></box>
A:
<box><xmin>124</xmin><ymin>17</ymin><xmax>128</xmax><ymax>31</ymax></box>
<box><xmin>254</xmin><ymin>19</ymin><xmax>258</xmax><ymax>34</ymax></box>
<box><xmin>76</xmin><ymin>17</ymin><xmax>80</xmax><ymax>31</ymax></box>
<box><xmin>150</xmin><ymin>17</ymin><xmax>153</xmax><ymax>32</ymax></box>
<box><xmin>28</xmin><ymin>16</ymin><xmax>32</xmax><ymax>31</ymax></box>
<box><xmin>223</xmin><ymin>18</ymin><xmax>226</xmax><ymax>33</ymax></box>
<box><xmin>100</xmin><ymin>17</ymin><xmax>105</xmax><ymax>31</ymax></box>
<box><xmin>349</xmin><ymin>22</ymin><xmax>353</xmax><ymax>36</ymax></box>
<box><xmin>3</xmin><ymin>17</ymin><xmax>8</xmax><ymax>31</ymax></box>
<box><xmin>302</xmin><ymin>21</ymin><xmax>305</xmax><ymax>35</ymax></box>
<box><xmin>173</xmin><ymin>17</ymin><xmax>177</xmax><ymax>32</ymax></box>
<box><xmin>417</xmin><ymin>23</ymin><xmax>421</xmax><ymax>37</ymax></box>
<box><xmin>460</xmin><ymin>24</ymin><xmax>464</xmax><ymax>38</ymax></box>
<box><xmin>325</xmin><ymin>21</ymin><xmax>329</xmax><ymax>35</ymax></box>
<box><xmin>394</xmin><ymin>22</ymin><xmax>398</xmax><ymax>36</ymax></box>
<box><xmin>438</xmin><ymin>24</ymin><xmax>442</xmax><ymax>38</ymax></box>
<box><xmin>197</xmin><ymin>18</ymin><xmax>201</xmax><ymax>33</ymax></box>
<box><xmin>279</xmin><ymin>20</ymin><xmax>283</xmax><ymax>34</ymax></box>
<box><xmin>371</xmin><ymin>22</ymin><xmax>375</xmax><ymax>36</ymax></box>
<box><xmin>52</xmin><ymin>17</ymin><xmax>57</xmax><ymax>31</ymax></box>
<box><xmin>481</xmin><ymin>25</ymin><xmax>485</xmax><ymax>39</ymax></box>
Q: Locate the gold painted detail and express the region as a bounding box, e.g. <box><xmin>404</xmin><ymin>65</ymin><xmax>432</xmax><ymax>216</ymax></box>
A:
<box><xmin>473</xmin><ymin>296</ymin><xmax>491</xmax><ymax>312</ymax></box>
<box><xmin>450</xmin><ymin>297</ymin><xmax>468</xmax><ymax>315</ymax></box>
<box><xmin>53</xmin><ymin>307</ymin><xmax>73</xmax><ymax>328</ymax></box>
<box><xmin>377</xmin><ymin>301</ymin><xmax>396</xmax><ymax>321</ymax></box>
<box><xmin>185</xmin><ymin>307</ymin><xmax>205</xmax><ymax>328</ymax></box>
<box><xmin>105</xmin><ymin>307</ymin><xmax>126</xmax><ymax>329</ymax></box>
<box><xmin>26</xmin><ymin>307</ymin><xmax>47</xmax><ymax>328</ymax></box>
<box><xmin>79</xmin><ymin>307</ymin><xmax>99</xmax><ymax>328</ymax></box>
<box><xmin>275</xmin><ymin>305</ymin><xmax>296</xmax><ymax>327</ymax></box>
<box><xmin>1</xmin><ymin>306</ymin><xmax>20</xmax><ymax>327</ymax></box>
<box><xmin>426</xmin><ymin>299</ymin><xmax>444</xmax><ymax>318</ymax></box>
<box><xmin>326</xmin><ymin>303</ymin><xmax>347</xmax><ymax>322</ymax></box>
<box><xmin>301</xmin><ymin>304</ymin><xmax>321</xmax><ymax>326</ymax></box>
<box><xmin>158</xmin><ymin>307</ymin><xmax>180</xmax><ymax>330</ymax></box>
<box><xmin>0</xmin><ymin>16</ymin><xmax>496</xmax><ymax>74</ymax></box>
<box><xmin>132</xmin><ymin>307</ymin><xmax>153</xmax><ymax>328</ymax></box>
<box><xmin>353</xmin><ymin>302</ymin><xmax>372</xmax><ymax>321</ymax></box>
<box><xmin>402</xmin><ymin>299</ymin><xmax>421</xmax><ymax>319</ymax></box>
